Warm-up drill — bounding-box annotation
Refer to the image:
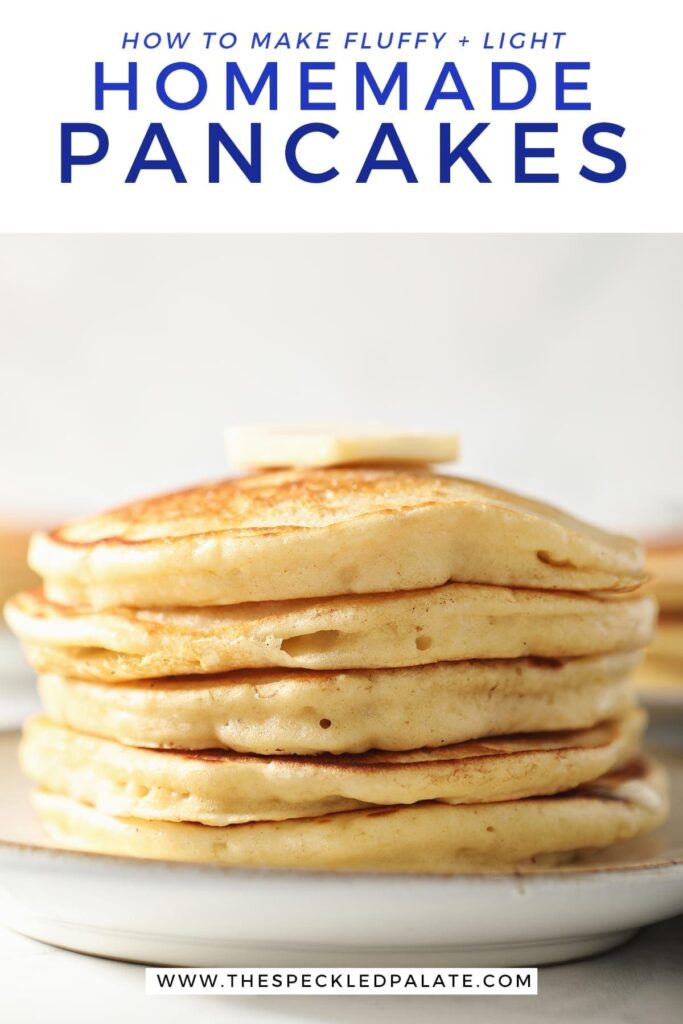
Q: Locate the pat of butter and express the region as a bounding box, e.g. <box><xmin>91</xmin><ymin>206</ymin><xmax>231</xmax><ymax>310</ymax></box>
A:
<box><xmin>226</xmin><ymin>425</ymin><xmax>459</xmax><ymax>470</ymax></box>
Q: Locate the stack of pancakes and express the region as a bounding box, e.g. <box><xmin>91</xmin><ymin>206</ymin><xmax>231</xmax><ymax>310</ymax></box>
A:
<box><xmin>635</xmin><ymin>537</ymin><xmax>683</xmax><ymax>691</ymax></box>
<box><xmin>5</xmin><ymin>467</ymin><xmax>669</xmax><ymax>872</ymax></box>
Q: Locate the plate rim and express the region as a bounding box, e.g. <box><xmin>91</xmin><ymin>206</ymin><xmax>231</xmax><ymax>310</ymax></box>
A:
<box><xmin>1</xmin><ymin>833</ymin><xmax>682</xmax><ymax>886</ymax></box>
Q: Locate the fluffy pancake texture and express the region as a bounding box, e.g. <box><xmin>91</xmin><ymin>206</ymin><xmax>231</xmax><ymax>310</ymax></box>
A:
<box><xmin>6</xmin><ymin>462</ymin><xmax>666</xmax><ymax>873</ymax></box>
<box><xmin>36</xmin><ymin>653</ymin><xmax>639</xmax><ymax>755</ymax></box>
<box><xmin>6</xmin><ymin>585</ymin><xmax>656</xmax><ymax>682</ymax></box>
<box><xmin>31</xmin><ymin>758</ymin><xmax>668</xmax><ymax>872</ymax></box>
<box><xmin>28</xmin><ymin>469</ymin><xmax>645</xmax><ymax>608</ymax></box>
<box><xmin>20</xmin><ymin>712</ymin><xmax>645</xmax><ymax>826</ymax></box>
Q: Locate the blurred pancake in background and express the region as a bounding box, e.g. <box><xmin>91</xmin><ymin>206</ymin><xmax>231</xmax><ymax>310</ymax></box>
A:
<box><xmin>643</xmin><ymin>537</ymin><xmax>683</xmax><ymax>612</ymax></box>
<box><xmin>0</xmin><ymin>525</ymin><xmax>38</xmax><ymax>605</ymax></box>
<box><xmin>634</xmin><ymin>535</ymin><xmax>683</xmax><ymax>700</ymax></box>
<box><xmin>0</xmin><ymin>523</ymin><xmax>42</xmax><ymax>725</ymax></box>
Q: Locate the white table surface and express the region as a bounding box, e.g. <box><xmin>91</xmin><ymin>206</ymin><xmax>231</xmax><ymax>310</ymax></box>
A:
<box><xmin>0</xmin><ymin>915</ymin><xmax>681</xmax><ymax>1024</ymax></box>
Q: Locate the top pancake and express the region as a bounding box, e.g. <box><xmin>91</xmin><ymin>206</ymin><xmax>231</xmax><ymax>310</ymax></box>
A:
<box><xmin>29</xmin><ymin>468</ymin><xmax>644</xmax><ymax>608</ymax></box>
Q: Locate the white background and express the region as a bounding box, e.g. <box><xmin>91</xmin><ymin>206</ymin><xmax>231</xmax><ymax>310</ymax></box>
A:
<box><xmin>1</xmin><ymin>233</ymin><xmax>681</xmax><ymax>536</ymax></box>
<box><xmin>0</xmin><ymin>0</ymin><xmax>680</xmax><ymax>232</ymax></box>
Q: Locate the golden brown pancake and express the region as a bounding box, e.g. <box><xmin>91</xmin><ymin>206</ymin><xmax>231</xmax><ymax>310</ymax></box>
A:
<box><xmin>633</xmin><ymin>656</ymin><xmax>683</xmax><ymax>691</ymax></box>
<box><xmin>0</xmin><ymin>525</ymin><xmax>39</xmax><ymax>605</ymax></box>
<box><xmin>20</xmin><ymin>712</ymin><xmax>645</xmax><ymax>826</ymax></box>
<box><xmin>28</xmin><ymin>469</ymin><xmax>645</xmax><ymax>608</ymax></box>
<box><xmin>5</xmin><ymin>584</ymin><xmax>655</xmax><ymax>682</ymax></box>
<box><xmin>635</xmin><ymin>615</ymin><xmax>683</xmax><ymax>691</ymax></box>
<box><xmin>644</xmin><ymin>536</ymin><xmax>683</xmax><ymax>611</ymax></box>
<box><xmin>35</xmin><ymin>652</ymin><xmax>639</xmax><ymax>754</ymax></box>
<box><xmin>31</xmin><ymin>757</ymin><xmax>668</xmax><ymax>872</ymax></box>
<box><xmin>633</xmin><ymin>537</ymin><xmax>683</xmax><ymax>692</ymax></box>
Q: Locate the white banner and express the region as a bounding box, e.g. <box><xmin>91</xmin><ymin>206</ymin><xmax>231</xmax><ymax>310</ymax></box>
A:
<box><xmin>145</xmin><ymin>967</ymin><xmax>539</xmax><ymax>995</ymax></box>
<box><xmin>0</xmin><ymin>0</ymin><xmax>679</xmax><ymax>232</ymax></box>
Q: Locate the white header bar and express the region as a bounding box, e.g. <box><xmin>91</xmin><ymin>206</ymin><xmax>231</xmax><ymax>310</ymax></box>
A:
<box><xmin>0</xmin><ymin>0</ymin><xmax>679</xmax><ymax>232</ymax></box>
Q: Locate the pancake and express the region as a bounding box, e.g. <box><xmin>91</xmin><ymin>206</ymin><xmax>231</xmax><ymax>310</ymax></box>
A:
<box><xmin>0</xmin><ymin>525</ymin><xmax>39</xmax><ymax>605</ymax></box>
<box><xmin>636</xmin><ymin>533</ymin><xmax>683</xmax><ymax>689</ymax></box>
<box><xmin>644</xmin><ymin>537</ymin><xmax>683</xmax><ymax>612</ymax></box>
<box><xmin>28</xmin><ymin>469</ymin><xmax>645</xmax><ymax>609</ymax></box>
<box><xmin>635</xmin><ymin>616</ymin><xmax>683</xmax><ymax>690</ymax></box>
<box><xmin>635</xmin><ymin>535</ymin><xmax>683</xmax><ymax>690</ymax></box>
<box><xmin>20</xmin><ymin>712</ymin><xmax>645</xmax><ymax>826</ymax></box>
<box><xmin>31</xmin><ymin>757</ymin><xmax>668</xmax><ymax>872</ymax></box>
<box><xmin>633</xmin><ymin>656</ymin><xmax>683</xmax><ymax>690</ymax></box>
<box><xmin>36</xmin><ymin>653</ymin><xmax>640</xmax><ymax>754</ymax></box>
<box><xmin>5</xmin><ymin>585</ymin><xmax>656</xmax><ymax>682</ymax></box>
<box><xmin>645</xmin><ymin>616</ymin><xmax>683</xmax><ymax>662</ymax></box>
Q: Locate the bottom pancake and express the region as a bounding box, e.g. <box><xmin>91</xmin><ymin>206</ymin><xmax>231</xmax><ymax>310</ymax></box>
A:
<box><xmin>21</xmin><ymin>712</ymin><xmax>644</xmax><ymax>825</ymax></box>
<box><xmin>32</xmin><ymin>759</ymin><xmax>667</xmax><ymax>873</ymax></box>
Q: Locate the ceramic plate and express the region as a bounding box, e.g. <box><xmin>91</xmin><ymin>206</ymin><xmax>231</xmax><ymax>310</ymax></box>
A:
<box><xmin>0</xmin><ymin>730</ymin><xmax>682</xmax><ymax>968</ymax></box>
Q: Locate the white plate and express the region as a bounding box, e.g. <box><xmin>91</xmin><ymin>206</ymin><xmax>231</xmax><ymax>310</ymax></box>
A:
<box><xmin>0</xmin><ymin>731</ymin><xmax>682</xmax><ymax>968</ymax></box>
